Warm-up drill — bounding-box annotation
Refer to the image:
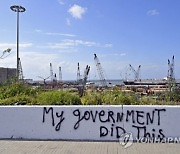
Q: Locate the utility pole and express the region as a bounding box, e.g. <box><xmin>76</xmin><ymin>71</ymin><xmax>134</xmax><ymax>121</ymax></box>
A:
<box><xmin>10</xmin><ymin>5</ymin><xmax>26</xmax><ymax>80</ymax></box>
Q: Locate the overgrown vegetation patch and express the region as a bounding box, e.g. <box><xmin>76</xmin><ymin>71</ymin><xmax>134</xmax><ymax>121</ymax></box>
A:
<box><xmin>0</xmin><ymin>82</ymin><xmax>179</xmax><ymax>105</ymax></box>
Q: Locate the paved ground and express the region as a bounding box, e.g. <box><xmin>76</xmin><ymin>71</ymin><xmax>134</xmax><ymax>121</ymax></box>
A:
<box><xmin>0</xmin><ymin>140</ymin><xmax>180</xmax><ymax>154</ymax></box>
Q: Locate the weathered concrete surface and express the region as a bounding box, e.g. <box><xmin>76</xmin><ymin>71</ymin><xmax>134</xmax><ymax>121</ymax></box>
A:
<box><xmin>0</xmin><ymin>140</ymin><xmax>180</xmax><ymax>154</ymax></box>
<box><xmin>1</xmin><ymin>106</ymin><xmax>180</xmax><ymax>141</ymax></box>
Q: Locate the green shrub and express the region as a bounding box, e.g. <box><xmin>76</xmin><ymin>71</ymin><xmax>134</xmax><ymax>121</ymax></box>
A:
<box><xmin>36</xmin><ymin>90</ymin><xmax>81</xmax><ymax>105</ymax></box>
<box><xmin>0</xmin><ymin>83</ymin><xmax>39</xmax><ymax>100</ymax></box>
<box><xmin>81</xmin><ymin>91</ymin><xmax>103</xmax><ymax>105</ymax></box>
<box><xmin>82</xmin><ymin>90</ymin><xmax>140</xmax><ymax>105</ymax></box>
<box><xmin>0</xmin><ymin>95</ymin><xmax>37</xmax><ymax>105</ymax></box>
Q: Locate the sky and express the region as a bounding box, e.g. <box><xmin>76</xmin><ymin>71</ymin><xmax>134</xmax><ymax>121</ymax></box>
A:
<box><xmin>0</xmin><ymin>0</ymin><xmax>180</xmax><ymax>80</ymax></box>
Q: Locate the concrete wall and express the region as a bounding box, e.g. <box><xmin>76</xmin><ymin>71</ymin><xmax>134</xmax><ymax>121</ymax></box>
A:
<box><xmin>0</xmin><ymin>105</ymin><xmax>180</xmax><ymax>141</ymax></box>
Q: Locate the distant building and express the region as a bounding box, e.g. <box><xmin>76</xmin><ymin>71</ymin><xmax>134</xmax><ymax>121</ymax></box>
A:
<box><xmin>0</xmin><ymin>67</ymin><xmax>16</xmax><ymax>83</ymax></box>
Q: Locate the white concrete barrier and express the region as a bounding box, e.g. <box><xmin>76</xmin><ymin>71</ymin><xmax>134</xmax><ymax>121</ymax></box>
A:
<box><xmin>0</xmin><ymin>105</ymin><xmax>180</xmax><ymax>141</ymax></box>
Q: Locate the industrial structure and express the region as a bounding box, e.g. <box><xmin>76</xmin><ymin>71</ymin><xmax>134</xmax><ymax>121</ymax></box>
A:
<box><xmin>50</xmin><ymin>63</ymin><xmax>54</xmax><ymax>82</ymax></box>
<box><xmin>59</xmin><ymin>67</ymin><xmax>62</xmax><ymax>82</ymax></box>
<box><xmin>18</xmin><ymin>58</ymin><xmax>24</xmax><ymax>81</ymax></box>
<box><xmin>77</xmin><ymin>64</ymin><xmax>90</xmax><ymax>96</ymax></box>
<box><xmin>77</xmin><ymin>62</ymin><xmax>81</xmax><ymax>82</ymax></box>
<box><xmin>129</xmin><ymin>64</ymin><xmax>141</xmax><ymax>81</ymax></box>
<box><xmin>167</xmin><ymin>55</ymin><xmax>175</xmax><ymax>81</ymax></box>
<box><xmin>94</xmin><ymin>54</ymin><xmax>107</xmax><ymax>87</ymax></box>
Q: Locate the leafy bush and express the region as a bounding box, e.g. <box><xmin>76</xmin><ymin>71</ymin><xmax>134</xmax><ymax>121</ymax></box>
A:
<box><xmin>0</xmin><ymin>83</ymin><xmax>38</xmax><ymax>99</ymax></box>
<box><xmin>0</xmin><ymin>82</ymin><xmax>179</xmax><ymax>105</ymax></box>
<box><xmin>0</xmin><ymin>95</ymin><xmax>37</xmax><ymax>105</ymax></box>
<box><xmin>36</xmin><ymin>90</ymin><xmax>81</xmax><ymax>105</ymax></box>
<box><xmin>81</xmin><ymin>91</ymin><xmax>103</xmax><ymax>105</ymax></box>
<box><xmin>82</xmin><ymin>90</ymin><xmax>140</xmax><ymax>105</ymax></box>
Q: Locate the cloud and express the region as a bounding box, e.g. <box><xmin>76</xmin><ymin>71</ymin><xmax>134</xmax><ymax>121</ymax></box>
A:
<box><xmin>68</xmin><ymin>4</ymin><xmax>87</xmax><ymax>19</ymax></box>
<box><xmin>0</xmin><ymin>51</ymin><xmax>63</xmax><ymax>79</ymax></box>
<box><xmin>46</xmin><ymin>39</ymin><xmax>112</xmax><ymax>50</ymax></box>
<box><xmin>35</xmin><ymin>29</ymin><xmax>42</xmax><ymax>33</ymax></box>
<box><xmin>45</xmin><ymin>32</ymin><xmax>76</xmax><ymax>37</ymax></box>
<box><xmin>58</xmin><ymin>0</ymin><xmax>65</xmax><ymax>5</ymax></box>
<box><xmin>35</xmin><ymin>29</ymin><xmax>76</xmax><ymax>37</ymax></box>
<box><xmin>120</xmin><ymin>53</ymin><xmax>126</xmax><ymax>56</ymax></box>
<box><xmin>0</xmin><ymin>43</ymin><xmax>33</xmax><ymax>50</ymax></box>
<box><xmin>66</xmin><ymin>18</ymin><xmax>71</xmax><ymax>26</ymax></box>
<box><xmin>45</xmin><ymin>39</ymin><xmax>113</xmax><ymax>50</ymax></box>
<box><xmin>104</xmin><ymin>44</ymin><xmax>113</xmax><ymax>48</ymax></box>
<box><xmin>99</xmin><ymin>53</ymin><xmax>126</xmax><ymax>58</ymax></box>
<box><xmin>147</xmin><ymin>9</ymin><xmax>160</xmax><ymax>16</ymax></box>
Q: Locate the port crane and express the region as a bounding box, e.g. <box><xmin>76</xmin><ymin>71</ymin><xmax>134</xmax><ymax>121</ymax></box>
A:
<box><xmin>83</xmin><ymin>65</ymin><xmax>90</xmax><ymax>87</ymax></box>
<box><xmin>77</xmin><ymin>64</ymin><xmax>90</xmax><ymax>96</ymax></box>
<box><xmin>168</xmin><ymin>55</ymin><xmax>175</xmax><ymax>81</ymax></box>
<box><xmin>50</xmin><ymin>63</ymin><xmax>57</xmax><ymax>82</ymax></box>
<box><xmin>77</xmin><ymin>62</ymin><xmax>81</xmax><ymax>82</ymax></box>
<box><xmin>129</xmin><ymin>64</ymin><xmax>141</xmax><ymax>81</ymax></box>
<box><xmin>94</xmin><ymin>53</ymin><xmax>107</xmax><ymax>87</ymax></box>
<box><xmin>59</xmin><ymin>67</ymin><xmax>62</xmax><ymax>82</ymax></box>
<box><xmin>50</xmin><ymin>63</ymin><xmax>54</xmax><ymax>82</ymax></box>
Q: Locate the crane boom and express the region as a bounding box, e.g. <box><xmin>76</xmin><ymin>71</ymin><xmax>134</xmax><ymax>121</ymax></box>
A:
<box><xmin>77</xmin><ymin>62</ymin><xmax>81</xmax><ymax>82</ymax></box>
<box><xmin>168</xmin><ymin>55</ymin><xmax>175</xmax><ymax>80</ymax></box>
<box><xmin>129</xmin><ymin>64</ymin><xmax>141</xmax><ymax>81</ymax></box>
<box><xmin>94</xmin><ymin>53</ymin><xmax>107</xmax><ymax>87</ymax></box>
<box><xmin>77</xmin><ymin>64</ymin><xmax>90</xmax><ymax>96</ymax></box>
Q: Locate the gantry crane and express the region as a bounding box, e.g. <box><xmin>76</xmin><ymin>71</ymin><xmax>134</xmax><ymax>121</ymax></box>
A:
<box><xmin>129</xmin><ymin>64</ymin><xmax>141</xmax><ymax>81</ymax></box>
<box><xmin>94</xmin><ymin>53</ymin><xmax>107</xmax><ymax>87</ymax></box>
